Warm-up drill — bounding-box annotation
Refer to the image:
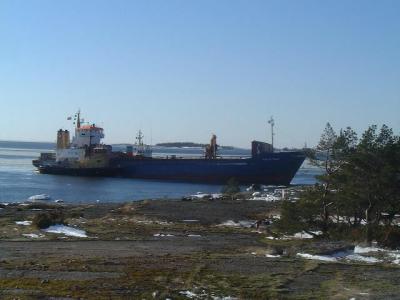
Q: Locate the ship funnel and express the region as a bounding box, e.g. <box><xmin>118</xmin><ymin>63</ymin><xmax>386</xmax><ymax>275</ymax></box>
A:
<box><xmin>57</xmin><ymin>130</ymin><xmax>70</xmax><ymax>149</ymax></box>
<box><xmin>205</xmin><ymin>134</ymin><xmax>218</xmax><ymax>159</ymax></box>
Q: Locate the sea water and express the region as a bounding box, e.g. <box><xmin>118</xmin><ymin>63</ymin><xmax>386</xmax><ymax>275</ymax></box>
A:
<box><xmin>0</xmin><ymin>141</ymin><xmax>320</xmax><ymax>203</ymax></box>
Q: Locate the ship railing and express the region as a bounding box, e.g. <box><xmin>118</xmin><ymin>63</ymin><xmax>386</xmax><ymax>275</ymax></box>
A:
<box><xmin>151</xmin><ymin>155</ymin><xmax>251</xmax><ymax>160</ymax></box>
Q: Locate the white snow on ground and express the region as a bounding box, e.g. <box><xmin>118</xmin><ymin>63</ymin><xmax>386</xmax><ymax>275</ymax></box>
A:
<box><xmin>298</xmin><ymin>244</ymin><xmax>400</xmax><ymax>265</ymax></box>
<box><xmin>191</xmin><ymin>193</ymin><xmax>208</xmax><ymax>199</ymax></box>
<box><xmin>389</xmin><ymin>253</ymin><xmax>400</xmax><ymax>265</ymax></box>
<box><xmin>190</xmin><ymin>193</ymin><xmax>222</xmax><ymax>199</ymax></box>
<box><xmin>220</xmin><ymin>220</ymin><xmax>240</xmax><ymax>227</ymax></box>
<box><xmin>266</xmin><ymin>236</ymin><xmax>292</xmax><ymax>241</ymax></box>
<box><xmin>268</xmin><ymin>231</ymin><xmax>323</xmax><ymax>240</ymax></box>
<box><xmin>238</xmin><ymin>220</ymin><xmax>254</xmax><ymax>227</ymax></box>
<box><xmin>179</xmin><ymin>291</ymin><xmax>198</xmax><ymax>298</ymax></box>
<box><xmin>294</xmin><ymin>232</ymin><xmax>314</xmax><ymax>239</ymax></box>
<box><xmin>353</xmin><ymin>245</ymin><xmax>400</xmax><ymax>264</ymax></box>
<box><xmin>297</xmin><ymin>253</ymin><xmax>337</xmax><ymax>262</ymax></box>
<box><xmin>22</xmin><ymin>233</ymin><xmax>43</xmax><ymax>238</ymax></box>
<box><xmin>42</xmin><ymin>224</ymin><xmax>87</xmax><ymax>238</ymax></box>
<box><xmin>311</xmin><ymin>230</ymin><xmax>323</xmax><ymax>235</ymax></box>
<box><xmin>188</xmin><ymin>234</ymin><xmax>202</xmax><ymax>237</ymax></box>
<box><xmin>249</xmin><ymin>195</ymin><xmax>281</xmax><ymax>202</ymax></box>
<box><xmin>293</xmin><ymin>231</ymin><xmax>323</xmax><ymax>239</ymax></box>
<box><xmin>354</xmin><ymin>245</ymin><xmax>383</xmax><ymax>254</ymax></box>
<box><xmin>179</xmin><ymin>290</ymin><xmax>237</xmax><ymax>300</ymax></box>
<box><xmin>153</xmin><ymin>233</ymin><xmax>174</xmax><ymax>237</ymax></box>
<box><xmin>345</xmin><ymin>254</ymin><xmax>382</xmax><ymax>263</ymax></box>
<box><xmin>15</xmin><ymin>221</ymin><xmax>32</xmax><ymax>226</ymax></box>
<box><xmin>219</xmin><ymin>220</ymin><xmax>255</xmax><ymax>228</ymax></box>
<box><xmin>211</xmin><ymin>193</ymin><xmax>223</xmax><ymax>199</ymax></box>
<box><xmin>265</xmin><ymin>254</ymin><xmax>281</xmax><ymax>258</ymax></box>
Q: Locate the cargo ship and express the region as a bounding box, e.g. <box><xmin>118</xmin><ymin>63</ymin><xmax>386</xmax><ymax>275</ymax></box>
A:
<box><xmin>33</xmin><ymin>112</ymin><xmax>305</xmax><ymax>185</ymax></box>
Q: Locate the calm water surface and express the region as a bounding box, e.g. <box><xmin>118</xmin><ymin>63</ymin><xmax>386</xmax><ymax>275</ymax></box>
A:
<box><xmin>0</xmin><ymin>141</ymin><xmax>321</xmax><ymax>203</ymax></box>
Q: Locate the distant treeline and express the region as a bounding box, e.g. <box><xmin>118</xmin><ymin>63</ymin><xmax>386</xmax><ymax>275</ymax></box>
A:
<box><xmin>156</xmin><ymin>142</ymin><xmax>234</xmax><ymax>150</ymax></box>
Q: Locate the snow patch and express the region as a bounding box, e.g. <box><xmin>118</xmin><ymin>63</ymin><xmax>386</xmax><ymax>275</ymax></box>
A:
<box><xmin>179</xmin><ymin>290</ymin><xmax>198</xmax><ymax>298</ymax></box>
<box><xmin>190</xmin><ymin>193</ymin><xmax>222</xmax><ymax>199</ymax></box>
<box><xmin>345</xmin><ymin>254</ymin><xmax>381</xmax><ymax>263</ymax></box>
<box><xmin>293</xmin><ymin>232</ymin><xmax>314</xmax><ymax>239</ymax></box>
<box><xmin>354</xmin><ymin>245</ymin><xmax>383</xmax><ymax>254</ymax></box>
<box><xmin>297</xmin><ymin>253</ymin><xmax>337</xmax><ymax>262</ymax></box>
<box><xmin>153</xmin><ymin>233</ymin><xmax>174</xmax><ymax>237</ymax></box>
<box><xmin>219</xmin><ymin>220</ymin><xmax>254</xmax><ymax>228</ymax></box>
<box><xmin>15</xmin><ymin>221</ymin><xmax>32</xmax><ymax>226</ymax></box>
<box><xmin>388</xmin><ymin>252</ymin><xmax>400</xmax><ymax>265</ymax></box>
<box><xmin>265</xmin><ymin>254</ymin><xmax>281</xmax><ymax>258</ymax></box>
<box><xmin>249</xmin><ymin>195</ymin><xmax>280</xmax><ymax>202</ymax></box>
<box><xmin>22</xmin><ymin>233</ymin><xmax>43</xmax><ymax>238</ymax></box>
<box><xmin>179</xmin><ymin>290</ymin><xmax>236</xmax><ymax>300</ymax></box>
<box><xmin>297</xmin><ymin>244</ymin><xmax>400</xmax><ymax>265</ymax></box>
<box><xmin>220</xmin><ymin>220</ymin><xmax>240</xmax><ymax>227</ymax></box>
<box><xmin>42</xmin><ymin>224</ymin><xmax>87</xmax><ymax>238</ymax></box>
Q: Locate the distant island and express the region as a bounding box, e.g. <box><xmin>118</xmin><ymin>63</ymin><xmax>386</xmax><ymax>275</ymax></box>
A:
<box><xmin>156</xmin><ymin>142</ymin><xmax>234</xmax><ymax>150</ymax></box>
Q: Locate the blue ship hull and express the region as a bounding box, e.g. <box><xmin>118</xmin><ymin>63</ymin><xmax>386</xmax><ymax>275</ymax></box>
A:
<box><xmin>36</xmin><ymin>152</ymin><xmax>305</xmax><ymax>185</ymax></box>
<box><xmin>113</xmin><ymin>151</ymin><xmax>305</xmax><ymax>185</ymax></box>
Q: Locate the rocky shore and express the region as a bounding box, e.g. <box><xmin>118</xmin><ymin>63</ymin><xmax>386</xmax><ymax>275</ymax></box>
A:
<box><xmin>0</xmin><ymin>198</ymin><xmax>399</xmax><ymax>299</ymax></box>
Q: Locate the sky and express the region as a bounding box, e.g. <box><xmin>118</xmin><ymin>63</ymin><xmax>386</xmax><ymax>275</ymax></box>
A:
<box><xmin>0</xmin><ymin>0</ymin><xmax>399</xmax><ymax>148</ymax></box>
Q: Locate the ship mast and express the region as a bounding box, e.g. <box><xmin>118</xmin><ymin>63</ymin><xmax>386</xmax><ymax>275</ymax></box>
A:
<box><xmin>268</xmin><ymin>116</ymin><xmax>275</xmax><ymax>152</ymax></box>
<box><xmin>136</xmin><ymin>130</ymin><xmax>144</xmax><ymax>146</ymax></box>
<box><xmin>74</xmin><ymin>110</ymin><xmax>81</xmax><ymax>129</ymax></box>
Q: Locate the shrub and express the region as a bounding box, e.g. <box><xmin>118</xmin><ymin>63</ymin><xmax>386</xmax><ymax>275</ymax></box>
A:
<box><xmin>221</xmin><ymin>178</ymin><xmax>240</xmax><ymax>195</ymax></box>
<box><xmin>377</xmin><ymin>226</ymin><xmax>400</xmax><ymax>249</ymax></box>
<box><xmin>32</xmin><ymin>210</ymin><xmax>65</xmax><ymax>229</ymax></box>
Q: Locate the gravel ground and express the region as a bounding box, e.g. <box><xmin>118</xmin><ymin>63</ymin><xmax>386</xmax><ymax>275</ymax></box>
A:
<box><xmin>0</xmin><ymin>199</ymin><xmax>399</xmax><ymax>299</ymax></box>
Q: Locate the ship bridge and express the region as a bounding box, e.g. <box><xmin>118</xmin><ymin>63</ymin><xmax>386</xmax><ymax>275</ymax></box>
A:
<box><xmin>72</xmin><ymin>124</ymin><xmax>104</xmax><ymax>148</ymax></box>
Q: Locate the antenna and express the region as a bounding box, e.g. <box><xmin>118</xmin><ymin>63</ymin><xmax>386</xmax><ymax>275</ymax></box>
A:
<box><xmin>150</xmin><ymin>126</ymin><xmax>153</xmax><ymax>146</ymax></box>
<box><xmin>74</xmin><ymin>109</ymin><xmax>81</xmax><ymax>129</ymax></box>
<box><xmin>268</xmin><ymin>116</ymin><xmax>275</xmax><ymax>151</ymax></box>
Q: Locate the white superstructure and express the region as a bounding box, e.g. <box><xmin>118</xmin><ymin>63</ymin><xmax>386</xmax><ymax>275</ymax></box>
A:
<box><xmin>71</xmin><ymin>124</ymin><xmax>104</xmax><ymax>148</ymax></box>
<box><xmin>126</xmin><ymin>130</ymin><xmax>152</xmax><ymax>158</ymax></box>
<box><xmin>55</xmin><ymin>111</ymin><xmax>106</xmax><ymax>162</ymax></box>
